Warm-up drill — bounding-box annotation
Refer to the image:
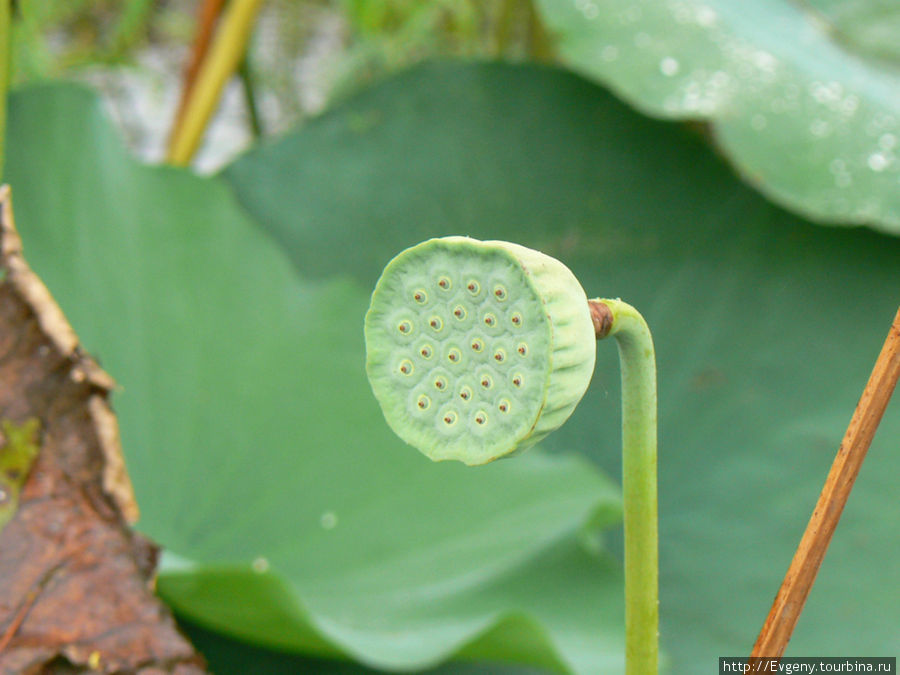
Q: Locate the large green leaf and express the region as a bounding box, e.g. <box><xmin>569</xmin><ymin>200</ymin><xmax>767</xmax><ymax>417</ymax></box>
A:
<box><xmin>5</xmin><ymin>83</ymin><xmax>623</xmax><ymax>673</ymax></box>
<box><xmin>534</xmin><ymin>0</ymin><xmax>900</xmax><ymax>235</ymax></box>
<box><xmin>182</xmin><ymin>619</ymin><xmax>548</xmax><ymax>674</ymax></box>
<box><xmin>224</xmin><ymin>62</ymin><xmax>900</xmax><ymax>672</ymax></box>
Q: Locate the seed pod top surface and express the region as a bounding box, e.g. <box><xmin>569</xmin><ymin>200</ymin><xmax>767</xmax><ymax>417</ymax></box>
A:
<box><xmin>365</xmin><ymin>236</ymin><xmax>596</xmax><ymax>465</ymax></box>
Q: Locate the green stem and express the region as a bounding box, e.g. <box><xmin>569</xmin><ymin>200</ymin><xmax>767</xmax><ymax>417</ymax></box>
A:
<box><xmin>237</xmin><ymin>54</ymin><xmax>262</xmax><ymax>139</ymax></box>
<box><xmin>596</xmin><ymin>297</ymin><xmax>659</xmax><ymax>674</ymax></box>
<box><xmin>0</xmin><ymin>0</ymin><xmax>11</xmax><ymax>181</ymax></box>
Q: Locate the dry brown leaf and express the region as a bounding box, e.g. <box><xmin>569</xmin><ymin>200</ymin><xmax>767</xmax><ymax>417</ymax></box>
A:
<box><xmin>0</xmin><ymin>185</ymin><xmax>208</xmax><ymax>675</ymax></box>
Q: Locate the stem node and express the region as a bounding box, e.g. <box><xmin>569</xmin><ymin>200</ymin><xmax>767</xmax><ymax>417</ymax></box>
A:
<box><xmin>589</xmin><ymin>298</ymin><xmax>614</xmax><ymax>339</ymax></box>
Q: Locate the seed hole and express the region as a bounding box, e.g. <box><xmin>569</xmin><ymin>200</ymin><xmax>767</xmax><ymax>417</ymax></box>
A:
<box><xmin>471</xmin><ymin>339</ymin><xmax>484</xmax><ymax>352</ymax></box>
<box><xmin>512</xmin><ymin>373</ymin><xmax>523</xmax><ymax>388</ymax></box>
<box><xmin>413</xmin><ymin>290</ymin><xmax>427</xmax><ymax>304</ymax></box>
<box><xmin>420</xmin><ymin>345</ymin><xmax>433</xmax><ymax>358</ymax></box>
<box><xmin>475</xmin><ymin>411</ymin><xmax>487</xmax><ymax>425</ymax></box>
<box><xmin>493</xmin><ymin>285</ymin><xmax>507</xmax><ymax>301</ymax></box>
<box><xmin>453</xmin><ymin>305</ymin><xmax>467</xmax><ymax>320</ymax></box>
<box><xmin>443</xmin><ymin>411</ymin><xmax>458</xmax><ymax>426</ymax></box>
<box><xmin>438</xmin><ymin>277</ymin><xmax>451</xmax><ymax>290</ymax></box>
<box><xmin>480</xmin><ymin>375</ymin><xmax>493</xmax><ymax>389</ymax></box>
<box><xmin>511</xmin><ymin>313</ymin><xmax>522</xmax><ymax>327</ymax></box>
<box><xmin>417</xmin><ymin>395</ymin><xmax>431</xmax><ymax>410</ymax></box>
<box><xmin>498</xmin><ymin>399</ymin><xmax>510</xmax><ymax>413</ymax></box>
<box><xmin>466</xmin><ymin>280</ymin><xmax>480</xmax><ymax>295</ymax></box>
<box><xmin>434</xmin><ymin>377</ymin><xmax>447</xmax><ymax>391</ymax></box>
<box><xmin>517</xmin><ymin>343</ymin><xmax>527</xmax><ymax>356</ymax></box>
<box><xmin>484</xmin><ymin>313</ymin><xmax>497</xmax><ymax>328</ymax></box>
<box><xmin>429</xmin><ymin>316</ymin><xmax>443</xmax><ymax>331</ymax></box>
<box><xmin>494</xmin><ymin>349</ymin><xmax>506</xmax><ymax>363</ymax></box>
<box><xmin>398</xmin><ymin>320</ymin><xmax>412</xmax><ymax>334</ymax></box>
<box><xmin>459</xmin><ymin>386</ymin><xmax>472</xmax><ymax>401</ymax></box>
<box><xmin>448</xmin><ymin>348</ymin><xmax>461</xmax><ymax>363</ymax></box>
<box><xmin>399</xmin><ymin>360</ymin><xmax>414</xmax><ymax>376</ymax></box>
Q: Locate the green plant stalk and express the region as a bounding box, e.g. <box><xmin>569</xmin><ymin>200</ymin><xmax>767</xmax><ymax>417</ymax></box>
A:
<box><xmin>167</xmin><ymin>0</ymin><xmax>264</xmax><ymax>166</ymax></box>
<box><xmin>237</xmin><ymin>54</ymin><xmax>262</xmax><ymax>139</ymax></box>
<box><xmin>0</xmin><ymin>0</ymin><xmax>11</xmax><ymax>180</ymax></box>
<box><xmin>596</xmin><ymin>297</ymin><xmax>658</xmax><ymax>675</ymax></box>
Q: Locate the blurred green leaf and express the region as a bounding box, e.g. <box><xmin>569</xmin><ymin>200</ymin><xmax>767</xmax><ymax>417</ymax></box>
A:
<box><xmin>534</xmin><ymin>0</ymin><xmax>900</xmax><ymax>235</ymax></box>
<box><xmin>805</xmin><ymin>0</ymin><xmax>900</xmax><ymax>63</ymax></box>
<box><xmin>224</xmin><ymin>62</ymin><xmax>900</xmax><ymax>671</ymax></box>
<box><xmin>182</xmin><ymin>617</ymin><xmax>548</xmax><ymax>674</ymax></box>
<box><xmin>8</xmin><ymin>60</ymin><xmax>900</xmax><ymax>674</ymax></box>
<box><xmin>5</xmin><ymin>81</ymin><xmax>623</xmax><ymax>673</ymax></box>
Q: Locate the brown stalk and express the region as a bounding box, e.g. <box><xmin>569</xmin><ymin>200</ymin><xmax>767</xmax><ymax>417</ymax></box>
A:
<box><xmin>750</xmin><ymin>306</ymin><xmax>900</xmax><ymax>662</ymax></box>
<box><xmin>169</xmin><ymin>0</ymin><xmax>228</xmax><ymax>147</ymax></box>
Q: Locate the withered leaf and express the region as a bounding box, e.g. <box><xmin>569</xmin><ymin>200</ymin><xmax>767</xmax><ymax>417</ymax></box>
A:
<box><xmin>0</xmin><ymin>186</ymin><xmax>207</xmax><ymax>675</ymax></box>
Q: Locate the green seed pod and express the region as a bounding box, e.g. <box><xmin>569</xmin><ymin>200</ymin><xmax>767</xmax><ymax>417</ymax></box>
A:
<box><xmin>365</xmin><ymin>236</ymin><xmax>596</xmax><ymax>465</ymax></box>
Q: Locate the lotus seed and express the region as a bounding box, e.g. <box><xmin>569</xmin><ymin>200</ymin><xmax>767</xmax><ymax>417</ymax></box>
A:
<box><xmin>453</xmin><ymin>305</ymin><xmax>467</xmax><ymax>320</ymax></box>
<box><xmin>448</xmin><ymin>348</ymin><xmax>461</xmax><ymax>363</ymax></box>
<box><xmin>399</xmin><ymin>360</ymin><xmax>413</xmax><ymax>375</ymax></box>
<box><xmin>429</xmin><ymin>316</ymin><xmax>443</xmax><ymax>331</ymax></box>
<box><xmin>493</xmin><ymin>285</ymin><xmax>507</xmax><ymax>301</ymax></box>
<box><xmin>417</xmin><ymin>395</ymin><xmax>431</xmax><ymax>410</ymax></box>
<box><xmin>420</xmin><ymin>344</ymin><xmax>433</xmax><ymax>358</ymax></box>
<box><xmin>484</xmin><ymin>313</ymin><xmax>497</xmax><ymax>327</ymax></box>
<box><xmin>474</xmin><ymin>411</ymin><xmax>487</xmax><ymax>425</ymax></box>
<box><xmin>398</xmin><ymin>320</ymin><xmax>412</xmax><ymax>334</ymax></box>
<box><xmin>493</xmin><ymin>349</ymin><xmax>506</xmax><ymax>363</ymax></box>
<box><xmin>471</xmin><ymin>338</ymin><xmax>484</xmax><ymax>352</ymax></box>
<box><xmin>413</xmin><ymin>290</ymin><xmax>427</xmax><ymax>304</ymax></box>
<box><xmin>466</xmin><ymin>280</ymin><xmax>480</xmax><ymax>295</ymax></box>
<box><xmin>438</xmin><ymin>277</ymin><xmax>451</xmax><ymax>290</ymax></box>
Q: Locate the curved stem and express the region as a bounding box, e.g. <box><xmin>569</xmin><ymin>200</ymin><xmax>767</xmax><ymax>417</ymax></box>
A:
<box><xmin>593</xmin><ymin>298</ymin><xmax>658</xmax><ymax>674</ymax></box>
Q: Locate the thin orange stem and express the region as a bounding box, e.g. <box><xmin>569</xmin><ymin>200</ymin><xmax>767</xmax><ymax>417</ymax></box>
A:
<box><xmin>751</xmin><ymin>306</ymin><xmax>900</xmax><ymax>661</ymax></box>
<box><xmin>168</xmin><ymin>0</ymin><xmax>227</xmax><ymax>150</ymax></box>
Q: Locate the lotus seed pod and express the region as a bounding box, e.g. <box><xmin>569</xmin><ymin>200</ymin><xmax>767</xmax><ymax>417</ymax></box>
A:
<box><xmin>365</xmin><ymin>236</ymin><xmax>596</xmax><ymax>466</ymax></box>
